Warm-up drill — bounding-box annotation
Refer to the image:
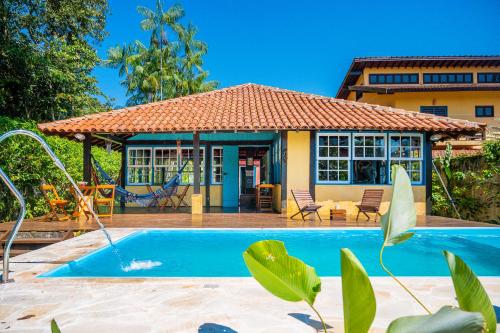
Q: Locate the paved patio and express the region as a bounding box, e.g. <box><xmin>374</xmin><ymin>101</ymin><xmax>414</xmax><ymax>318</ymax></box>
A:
<box><xmin>1</xmin><ymin>225</ymin><xmax>499</xmax><ymax>332</ymax></box>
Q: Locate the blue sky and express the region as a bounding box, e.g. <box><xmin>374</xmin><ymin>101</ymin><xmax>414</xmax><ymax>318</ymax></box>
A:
<box><xmin>94</xmin><ymin>0</ymin><xmax>500</xmax><ymax>107</ymax></box>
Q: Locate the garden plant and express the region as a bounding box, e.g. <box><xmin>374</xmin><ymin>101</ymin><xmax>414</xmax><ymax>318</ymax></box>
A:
<box><xmin>242</xmin><ymin>165</ymin><xmax>497</xmax><ymax>333</ymax></box>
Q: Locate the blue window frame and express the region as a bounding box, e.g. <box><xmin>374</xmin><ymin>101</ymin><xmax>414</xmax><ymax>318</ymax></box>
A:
<box><xmin>316</xmin><ymin>133</ymin><xmax>351</xmax><ymax>184</ymax></box>
<box><xmin>475</xmin><ymin>106</ymin><xmax>494</xmax><ymax>117</ymax></box>
<box><xmin>478</xmin><ymin>72</ymin><xmax>500</xmax><ymax>83</ymax></box>
<box><xmin>423</xmin><ymin>73</ymin><xmax>472</xmax><ymax>84</ymax></box>
<box><xmin>369</xmin><ymin>73</ymin><xmax>419</xmax><ymax>85</ymax></box>
<box><xmin>315</xmin><ymin>132</ymin><xmax>425</xmax><ymax>185</ymax></box>
<box><xmin>126</xmin><ymin>146</ymin><xmax>205</xmax><ymax>186</ymax></box>
<box><xmin>211</xmin><ymin>146</ymin><xmax>223</xmax><ymax>184</ymax></box>
<box><xmin>420</xmin><ymin>106</ymin><xmax>448</xmax><ymax>117</ymax></box>
<box><xmin>389</xmin><ymin>134</ymin><xmax>423</xmax><ymax>184</ymax></box>
<box><xmin>127</xmin><ymin>147</ymin><xmax>152</xmax><ymax>185</ymax></box>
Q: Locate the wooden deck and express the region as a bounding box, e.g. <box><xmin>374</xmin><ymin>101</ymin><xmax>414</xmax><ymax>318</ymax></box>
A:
<box><xmin>1</xmin><ymin>212</ymin><xmax>495</xmax><ymax>232</ymax></box>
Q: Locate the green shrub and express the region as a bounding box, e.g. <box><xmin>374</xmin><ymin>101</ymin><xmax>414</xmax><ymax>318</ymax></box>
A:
<box><xmin>432</xmin><ymin>141</ymin><xmax>499</xmax><ymax>224</ymax></box>
<box><xmin>0</xmin><ymin>116</ymin><xmax>120</xmax><ymax>222</ymax></box>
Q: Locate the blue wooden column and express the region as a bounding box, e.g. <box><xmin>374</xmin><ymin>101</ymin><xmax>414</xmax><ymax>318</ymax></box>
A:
<box><xmin>193</xmin><ymin>132</ymin><xmax>200</xmax><ymax>194</ymax></box>
<box><xmin>83</xmin><ymin>134</ymin><xmax>92</xmax><ymax>183</ymax></box>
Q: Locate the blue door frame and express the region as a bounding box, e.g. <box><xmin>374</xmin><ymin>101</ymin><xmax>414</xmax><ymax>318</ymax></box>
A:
<box><xmin>222</xmin><ymin>145</ymin><xmax>239</xmax><ymax>207</ymax></box>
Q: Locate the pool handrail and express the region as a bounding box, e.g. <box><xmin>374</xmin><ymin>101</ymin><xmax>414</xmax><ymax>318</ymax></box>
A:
<box><xmin>0</xmin><ymin>129</ymin><xmax>111</xmax><ymax>283</ymax></box>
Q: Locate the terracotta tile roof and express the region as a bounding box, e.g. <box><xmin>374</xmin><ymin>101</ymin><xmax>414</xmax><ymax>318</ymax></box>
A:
<box><xmin>336</xmin><ymin>55</ymin><xmax>500</xmax><ymax>98</ymax></box>
<box><xmin>38</xmin><ymin>83</ymin><xmax>485</xmax><ymax>135</ymax></box>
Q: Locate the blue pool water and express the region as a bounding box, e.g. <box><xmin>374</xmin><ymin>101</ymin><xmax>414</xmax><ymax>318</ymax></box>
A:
<box><xmin>40</xmin><ymin>228</ymin><xmax>500</xmax><ymax>278</ymax></box>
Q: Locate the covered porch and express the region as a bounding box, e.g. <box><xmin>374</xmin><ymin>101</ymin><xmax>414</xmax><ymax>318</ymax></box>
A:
<box><xmin>37</xmin><ymin>83</ymin><xmax>486</xmax><ymax>219</ymax></box>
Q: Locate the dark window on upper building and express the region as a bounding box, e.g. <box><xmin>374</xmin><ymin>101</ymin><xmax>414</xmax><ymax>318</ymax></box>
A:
<box><xmin>369</xmin><ymin>74</ymin><xmax>419</xmax><ymax>85</ymax></box>
<box><xmin>423</xmin><ymin>73</ymin><xmax>473</xmax><ymax>84</ymax></box>
<box><xmin>477</xmin><ymin>73</ymin><xmax>500</xmax><ymax>83</ymax></box>
<box><xmin>475</xmin><ymin>106</ymin><xmax>494</xmax><ymax>117</ymax></box>
<box><xmin>420</xmin><ymin>106</ymin><xmax>448</xmax><ymax>117</ymax></box>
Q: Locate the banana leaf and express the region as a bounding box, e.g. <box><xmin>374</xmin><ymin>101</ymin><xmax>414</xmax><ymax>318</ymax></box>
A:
<box><xmin>242</xmin><ymin>240</ymin><xmax>321</xmax><ymax>306</ymax></box>
<box><xmin>387</xmin><ymin>306</ymin><xmax>485</xmax><ymax>333</ymax></box>
<box><xmin>340</xmin><ymin>248</ymin><xmax>376</xmax><ymax>333</ymax></box>
<box><xmin>380</xmin><ymin>164</ymin><xmax>417</xmax><ymax>246</ymax></box>
<box><xmin>51</xmin><ymin>319</ymin><xmax>61</xmax><ymax>333</ymax></box>
<box><xmin>444</xmin><ymin>251</ymin><xmax>497</xmax><ymax>332</ymax></box>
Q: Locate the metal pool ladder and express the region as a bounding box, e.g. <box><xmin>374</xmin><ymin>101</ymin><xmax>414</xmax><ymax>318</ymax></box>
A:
<box><xmin>0</xmin><ymin>130</ymin><xmax>108</xmax><ymax>283</ymax></box>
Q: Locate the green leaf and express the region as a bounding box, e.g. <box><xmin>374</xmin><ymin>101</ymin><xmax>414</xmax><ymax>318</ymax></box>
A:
<box><xmin>340</xmin><ymin>248</ymin><xmax>376</xmax><ymax>333</ymax></box>
<box><xmin>381</xmin><ymin>164</ymin><xmax>417</xmax><ymax>246</ymax></box>
<box><xmin>51</xmin><ymin>319</ymin><xmax>61</xmax><ymax>333</ymax></box>
<box><xmin>387</xmin><ymin>306</ymin><xmax>485</xmax><ymax>333</ymax></box>
<box><xmin>242</xmin><ymin>240</ymin><xmax>321</xmax><ymax>306</ymax></box>
<box><xmin>444</xmin><ymin>251</ymin><xmax>497</xmax><ymax>332</ymax></box>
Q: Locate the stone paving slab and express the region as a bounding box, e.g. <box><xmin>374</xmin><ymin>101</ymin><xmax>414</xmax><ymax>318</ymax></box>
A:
<box><xmin>1</xmin><ymin>229</ymin><xmax>499</xmax><ymax>332</ymax></box>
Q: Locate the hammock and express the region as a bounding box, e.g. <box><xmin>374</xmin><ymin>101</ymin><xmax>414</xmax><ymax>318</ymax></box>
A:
<box><xmin>91</xmin><ymin>155</ymin><xmax>189</xmax><ymax>207</ymax></box>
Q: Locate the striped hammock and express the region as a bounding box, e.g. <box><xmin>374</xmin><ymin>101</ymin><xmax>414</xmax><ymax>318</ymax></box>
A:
<box><xmin>91</xmin><ymin>155</ymin><xmax>189</xmax><ymax>207</ymax></box>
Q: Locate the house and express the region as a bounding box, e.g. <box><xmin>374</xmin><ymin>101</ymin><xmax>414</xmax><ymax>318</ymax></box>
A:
<box><xmin>38</xmin><ymin>83</ymin><xmax>484</xmax><ymax>217</ymax></box>
<box><xmin>336</xmin><ymin>56</ymin><xmax>500</xmax><ymax>154</ymax></box>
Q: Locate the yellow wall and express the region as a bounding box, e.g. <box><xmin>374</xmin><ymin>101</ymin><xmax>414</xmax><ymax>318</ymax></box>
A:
<box><xmin>347</xmin><ymin>66</ymin><xmax>500</xmax><ymax>127</ymax></box>
<box><xmin>124</xmin><ymin>185</ymin><xmax>222</xmax><ymax>207</ymax></box>
<box><xmin>286</xmin><ymin>131</ymin><xmax>310</xmax><ymax>216</ymax></box>
<box><xmin>314</xmin><ymin>185</ymin><xmax>427</xmax><ymax>218</ymax></box>
<box><xmin>273</xmin><ymin>184</ymin><xmax>282</xmax><ymax>213</ymax></box>
<box><xmin>358</xmin><ymin>91</ymin><xmax>500</xmax><ymax>127</ymax></box>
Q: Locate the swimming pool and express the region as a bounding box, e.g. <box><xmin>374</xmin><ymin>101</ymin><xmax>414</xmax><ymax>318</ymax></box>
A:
<box><xmin>40</xmin><ymin>228</ymin><xmax>500</xmax><ymax>278</ymax></box>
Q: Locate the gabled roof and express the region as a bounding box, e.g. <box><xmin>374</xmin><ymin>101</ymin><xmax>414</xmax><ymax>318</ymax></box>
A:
<box><xmin>38</xmin><ymin>83</ymin><xmax>485</xmax><ymax>140</ymax></box>
<box><xmin>336</xmin><ymin>55</ymin><xmax>500</xmax><ymax>99</ymax></box>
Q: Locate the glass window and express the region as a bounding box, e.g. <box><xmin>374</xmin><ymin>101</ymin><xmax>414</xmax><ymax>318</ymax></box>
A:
<box><xmin>389</xmin><ymin>134</ymin><xmax>423</xmax><ymax>183</ymax></box>
<box><xmin>353</xmin><ymin>160</ymin><xmax>387</xmax><ymax>184</ymax></box>
<box><xmin>180</xmin><ymin>148</ymin><xmax>205</xmax><ymax>184</ymax></box>
<box><xmin>420</xmin><ymin>106</ymin><xmax>448</xmax><ymax>117</ymax></box>
<box><xmin>423</xmin><ymin>73</ymin><xmax>473</xmax><ymax>84</ymax></box>
<box><xmin>475</xmin><ymin>106</ymin><xmax>494</xmax><ymax>118</ymax></box>
<box><xmin>352</xmin><ymin>134</ymin><xmax>386</xmax><ymax>159</ymax></box>
<box><xmin>212</xmin><ymin>147</ymin><xmax>223</xmax><ymax>184</ymax></box>
<box><xmin>127</xmin><ymin>148</ymin><xmax>152</xmax><ymax>184</ymax></box>
<box><xmin>368</xmin><ymin>74</ymin><xmax>419</xmax><ymax>85</ymax></box>
<box><xmin>478</xmin><ymin>72</ymin><xmax>500</xmax><ymax>83</ymax></box>
<box><xmin>352</xmin><ymin>134</ymin><xmax>387</xmax><ymax>184</ymax></box>
<box><xmin>153</xmin><ymin>148</ymin><xmax>178</xmax><ymax>185</ymax></box>
<box><xmin>317</xmin><ymin>134</ymin><xmax>350</xmax><ymax>183</ymax></box>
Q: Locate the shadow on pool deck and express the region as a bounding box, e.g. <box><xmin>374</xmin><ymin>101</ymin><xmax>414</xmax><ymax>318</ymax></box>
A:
<box><xmin>198</xmin><ymin>323</ymin><xmax>238</xmax><ymax>333</ymax></box>
<box><xmin>289</xmin><ymin>312</ymin><xmax>334</xmax><ymax>330</ymax></box>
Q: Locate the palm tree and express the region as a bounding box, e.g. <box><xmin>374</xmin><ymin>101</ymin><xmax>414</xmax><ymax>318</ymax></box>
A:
<box><xmin>176</xmin><ymin>23</ymin><xmax>218</xmax><ymax>95</ymax></box>
<box><xmin>137</xmin><ymin>1</ymin><xmax>184</xmax><ymax>100</ymax></box>
<box><xmin>104</xmin><ymin>2</ymin><xmax>217</xmax><ymax>106</ymax></box>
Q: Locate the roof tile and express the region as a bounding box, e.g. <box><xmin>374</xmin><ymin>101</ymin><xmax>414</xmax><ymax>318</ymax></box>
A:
<box><xmin>38</xmin><ymin>83</ymin><xmax>485</xmax><ymax>135</ymax></box>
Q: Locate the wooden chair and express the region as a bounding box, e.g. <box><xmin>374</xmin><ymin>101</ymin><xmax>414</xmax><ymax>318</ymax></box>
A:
<box><xmin>290</xmin><ymin>190</ymin><xmax>322</xmax><ymax>221</ymax></box>
<box><xmin>39</xmin><ymin>184</ymin><xmax>71</xmax><ymax>221</ymax></box>
<box><xmin>146</xmin><ymin>184</ymin><xmax>161</xmax><ymax>208</ymax></box>
<box><xmin>356</xmin><ymin>189</ymin><xmax>384</xmax><ymax>222</ymax></box>
<box><xmin>170</xmin><ymin>184</ymin><xmax>190</xmax><ymax>209</ymax></box>
<box><xmin>257</xmin><ymin>184</ymin><xmax>274</xmax><ymax>212</ymax></box>
<box><xmin>94</xmin><ymin>185</ymin><xmax>115</xmax><ymax>217</ymax></box>
<box><xmin>70</xmin><ymin>185</ymin><xmax>96</xmax><ymax>221</ymax></box>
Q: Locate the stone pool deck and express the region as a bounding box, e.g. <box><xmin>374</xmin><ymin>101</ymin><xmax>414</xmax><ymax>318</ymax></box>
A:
<box><xmin>1</xmin><ymin>228</ymin><xmax>499</xmax><ymax>333</ymax></box>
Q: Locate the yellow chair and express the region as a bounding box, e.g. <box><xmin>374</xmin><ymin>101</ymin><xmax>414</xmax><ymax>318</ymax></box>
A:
<box><xmin>39</xmin><ymin>184</ymin><xmax>70</xmax><ymax>221</ymax></box>
<box><xmin>94</xmin><ymin>185</ymin><xmax>115</xmax><ymax>217</ymax></box>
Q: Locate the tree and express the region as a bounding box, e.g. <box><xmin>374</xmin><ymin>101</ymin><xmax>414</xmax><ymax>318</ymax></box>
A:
<box><xmin>0</xmin><ymin>0</ymin><xmax>110</xmax><ymax>121</ymax></box>
<box><xmin>176</xmin><ymin>23</ymin><xmax>218</xmax><ymax>95</ymax></box>
<box><xmin>104</xmin><ymin>1</ymin><xmax>217</xmax><ymax>106</ymax></box>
